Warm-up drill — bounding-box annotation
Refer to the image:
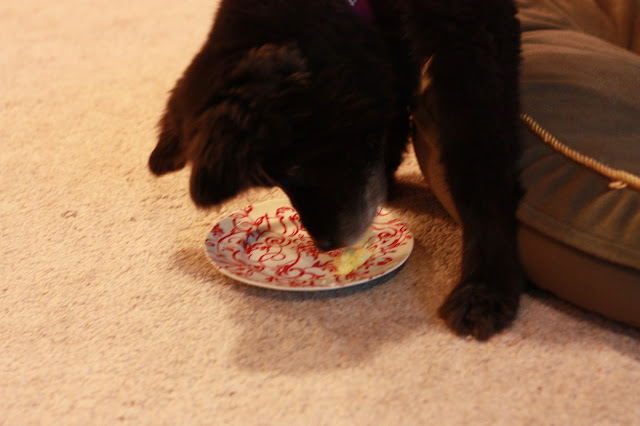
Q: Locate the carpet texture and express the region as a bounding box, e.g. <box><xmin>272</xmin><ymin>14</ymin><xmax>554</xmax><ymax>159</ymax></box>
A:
<box><xmin>1</xmin><ymin>1</ymin><xmax>639</xmax><ymax>424</ymax></box>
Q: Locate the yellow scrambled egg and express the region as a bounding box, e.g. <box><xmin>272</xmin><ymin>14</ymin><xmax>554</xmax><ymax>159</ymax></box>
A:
<box><xmin>333</xmin><ymin>230</ymin><xmax>374</xmax><ymax>276</ymax></box>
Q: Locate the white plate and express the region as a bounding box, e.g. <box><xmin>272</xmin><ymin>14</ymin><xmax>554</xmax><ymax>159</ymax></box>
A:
<box><xmin>204</xmin><ymin>199</ymin><xmax>413</xmax><ymax>291</ymax></box>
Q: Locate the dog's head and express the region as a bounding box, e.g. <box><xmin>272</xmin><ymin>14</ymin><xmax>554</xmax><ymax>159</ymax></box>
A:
<box><xmin>149</xmin><ymin>37</ymin><xmax>395</xmax><ymax>250</ymax></box>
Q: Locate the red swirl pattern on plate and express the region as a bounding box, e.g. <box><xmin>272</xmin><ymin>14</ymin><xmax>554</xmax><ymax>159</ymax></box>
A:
<box><xmin>204</xmin><ymin>200</ymin><xmax>413</xmax><ymax>291</ymax></box>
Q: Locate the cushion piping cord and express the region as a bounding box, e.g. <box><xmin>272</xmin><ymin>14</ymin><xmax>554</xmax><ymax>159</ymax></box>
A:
<box><xmin>520</xmin><ymin>113</ymin><xmax>640</xmax><ymax>191</ymax></box>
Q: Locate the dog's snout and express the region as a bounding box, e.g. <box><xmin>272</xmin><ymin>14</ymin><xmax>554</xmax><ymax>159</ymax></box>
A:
<box><xmin>314</xmin><ymin>238</ymin><xmax>340</xmax><ymax>252</ymax></box>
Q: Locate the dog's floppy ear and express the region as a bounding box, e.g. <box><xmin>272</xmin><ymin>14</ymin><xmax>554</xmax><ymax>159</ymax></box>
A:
<box><xmin>188</xmin><ymin>43</ymin><xmax>310</xmax><ymax>207</ymax></box>
<box><xmin>188</xmin><ymin>104</ymin><xmax>257</xmax><ymax>206</ymax></box>
<box><xmin>148</xmin><ymin>96</ymin><xmax>187</xmax><ymax>176</ymax></box>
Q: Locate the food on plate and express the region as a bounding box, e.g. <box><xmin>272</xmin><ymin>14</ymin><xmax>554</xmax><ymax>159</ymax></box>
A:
<box><xmin>333</xmin><ymin>230</ymin><xmax>374</xmax><ymax>275</ymax></box>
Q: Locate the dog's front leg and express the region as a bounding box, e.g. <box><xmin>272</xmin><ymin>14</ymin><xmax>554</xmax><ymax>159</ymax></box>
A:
<box><xmin>419</xmin><ymin>26</ymin><xmax>524</xmax><ymax>340</ymax></box>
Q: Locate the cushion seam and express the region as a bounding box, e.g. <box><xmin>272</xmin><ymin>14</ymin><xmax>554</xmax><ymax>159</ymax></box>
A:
<box><xmin>518</xmin><ymin>201</ymin><xmax>640</xmax><ymax>270</ymax></box>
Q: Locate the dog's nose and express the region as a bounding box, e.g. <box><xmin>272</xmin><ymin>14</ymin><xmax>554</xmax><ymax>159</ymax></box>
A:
<box><xmin>314</xmin><ymin>238</ymin><xmax>339</xmax><ymax>252</ymax></box>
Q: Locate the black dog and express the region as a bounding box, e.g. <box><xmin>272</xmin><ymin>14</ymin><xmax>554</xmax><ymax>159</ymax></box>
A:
<box><xmin>149</xmin><ymin>0</ymin><xmax>524</xmax><ymax>340</ymax></box>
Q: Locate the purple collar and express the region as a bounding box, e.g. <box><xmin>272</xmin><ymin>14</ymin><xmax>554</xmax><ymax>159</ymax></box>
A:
<box><xmin>346</xmin><ymin>0</ymin><xmax>375</xmax><ymax>23</ymax></box>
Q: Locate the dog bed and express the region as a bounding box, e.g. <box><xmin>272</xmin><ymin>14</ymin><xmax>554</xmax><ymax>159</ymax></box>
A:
<box><xmin>412</xmin><ymin>0</ymin><xmax>640</xmax><ymax>327</ymax></box>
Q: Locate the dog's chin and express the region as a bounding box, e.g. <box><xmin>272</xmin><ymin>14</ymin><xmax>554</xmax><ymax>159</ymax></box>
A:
<box><xmin>308</xmin><ymin>220</ymin><xmax>373</xmax><ymax>252</ymax></box>
<box><xmin>281</xmin><ymin>163</ymin><xmax>388</xmax><ymax>252</ymax></box>
<box><xmin>300</xmin><ymin>188</ymin><xmax>386</xmax><ymax>252</ymax></box>
<box><xmin>340</xmin><ymin>202</ymin><xmax>379</xmax><ymax>246</ymax></box>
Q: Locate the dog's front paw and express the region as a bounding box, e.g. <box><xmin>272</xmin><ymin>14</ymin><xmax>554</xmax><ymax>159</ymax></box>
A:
<box><xmin>438</xmin><ymin>279</ymin><xmax>521</xmax><ymax>341</ymax></box>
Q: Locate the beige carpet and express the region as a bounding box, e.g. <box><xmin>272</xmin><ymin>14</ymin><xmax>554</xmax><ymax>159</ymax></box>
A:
<box><xmin>1</xmin><ymin>1</ymin><xmax>639</xmax><ymax>424</ymax></box>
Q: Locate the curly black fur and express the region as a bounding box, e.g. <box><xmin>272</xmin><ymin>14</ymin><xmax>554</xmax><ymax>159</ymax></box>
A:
<box><xmin>149</xmin><ymin>0</ymin><xmax>524</xmax><ymax>340</ymax></box>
